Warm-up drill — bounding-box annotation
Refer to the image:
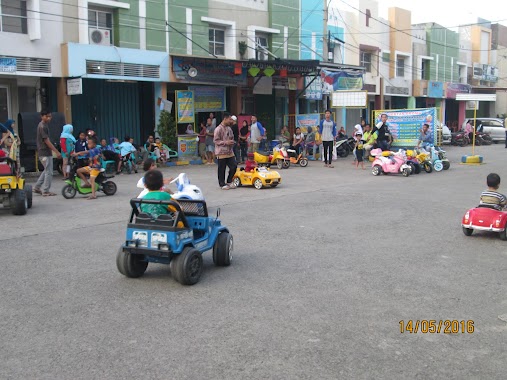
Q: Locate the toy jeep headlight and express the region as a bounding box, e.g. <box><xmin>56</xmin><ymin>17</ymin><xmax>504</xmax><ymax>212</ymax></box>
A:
<box><xmin>132</xmin><ymin>231</ymin><xmax>148</xmax><ymax>247</ymax></box>
<box><xmin>151</xmin><ymin>232</ymin><xmax>167</xmax><ymax>247</ymax></box>
<box><xmin>158</xmin><ymin>243</ymin><xmax>170</xmax><ymax>251</ymax></box>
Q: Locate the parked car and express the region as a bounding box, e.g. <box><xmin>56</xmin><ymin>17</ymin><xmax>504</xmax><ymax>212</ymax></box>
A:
<box><xmin>436</xmin><ymin>120</ymin><xmax>451</xmax><ymax>145</ymax></box>
<box><xmin>461</xmin><ymin>118</ymin><xmax>505</xmax><ymax>142</ymax></box>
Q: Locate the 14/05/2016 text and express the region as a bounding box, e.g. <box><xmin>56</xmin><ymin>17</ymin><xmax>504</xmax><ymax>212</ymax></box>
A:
<box><xmin>399</xmin><ymin>320</ymin><xmax>474</xmax><ymax>334</ymax></box>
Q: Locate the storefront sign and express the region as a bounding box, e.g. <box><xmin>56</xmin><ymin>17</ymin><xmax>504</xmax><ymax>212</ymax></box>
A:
<box><xmin>445</xmin><ymin>83</ymin><xmax>471</xmax><ymax>99</ymax></box>
<box><xmin>305</xmin><ymin>76</ymin><xmax>323</xmax><ymax>100</ymax></box>
<box><xmin>0</xmin><ymin>57</ymin><xmax>16</xmax><ymax>73</ymax></box>
<box><xmin>273</xmin><ymin>77</ymin><xmax>297</xmax><ymax>90</ymax></box>
<box><xmin>373</xmin><ymin>108</ymin><xmax>436</xmax><ymax>147</ymax></box>
<box><xmin>176</xmin><ymin>90</ymin><xmax>194</xmax><ymax>124</ymax></box>
<box><xmin>189</xmin><ymin>86</ymin><xmax>226</xmax><ymax>112</ymax></box>
<box><xmin>177</xmin><ymin>135</ymin><xmax>198</xmax><ymax>157</ymax></box>
<box><xmin>281</xmin><ymin>113</ymin><xmax>321</xmax><ymax>134</ymax></box>
<box><xmin>67</xmin><ymin>78</ymin><xmax>83</xmax><ymax>95</ymax></box>
<box><xmin>385</xmin><ymin>86</ymin><xmax>410</xmax><ymax>96</ymax></box>
<box><xmin>473</xmin><ymin>63</ymin><xmax>498</xmax><ymax>82</ymax></box>
<box><xmin>173</xmin><ymin>57</ymin><xmax>247</xmax><ymax>86</ymax></box>
<box><xmin>427</xmin><ymin>81</ymin><xmax>444</xmax><ymax>98</ymax></box>
<box><xmin>321</xmin><ymin>69</ymin><xmax>363</xmax><ymax>93</ymax></box>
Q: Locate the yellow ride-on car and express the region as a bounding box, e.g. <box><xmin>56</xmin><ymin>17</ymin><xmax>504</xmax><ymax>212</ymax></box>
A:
<box><xmin>0</xmin><ymin>156</ymin><xmax>32</xmax><ymax>215</ymax></box>
<box><xmin>232</xmin><ymin>166</ymin><xmax>282</xmax><ymax>189</ymax></box>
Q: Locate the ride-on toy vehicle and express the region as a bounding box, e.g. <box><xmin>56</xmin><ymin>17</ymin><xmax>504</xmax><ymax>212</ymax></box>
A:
<box><xmin>62</xmin><ymin>157</ymin><xmax>117</xmax><ymax>199</ymax></box>
<box><xmin>254</xmin><ymin>145</ymin><xmax>290</xmax><ymax>169</ymax></box>
<box><xmin>117</xmin><ymin>198</ymin><xmax>232</xmax><ymax>285</ymax></box>
<box><xmin>0</xmin><ymin>156</ymin><xmax>32</xmax><ymax>215</ymax></box>
<box><xmin>232</xmin><ymin>166</ymin><xmax>281</xmax><ymax>189</ymax></box>
<box><xmin>286</xmin><ymin>148</ymin><xmax>309</xmax><ymax>167</ymax></box>
<box><xmin>462</xmin><ymin>205</ymin><xmax>507</xmax><ymax>240</ymax></box>
<box><xmin>370</xmin><ymin>148</ymin><xmax>411</xmax><ymax>177</ymax></box>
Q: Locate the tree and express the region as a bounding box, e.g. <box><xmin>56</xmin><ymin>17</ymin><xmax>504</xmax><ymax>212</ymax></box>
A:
<box><xmin>157</xmin><ymin>111</ymin><xmax>177</xmax><ymax>150</ymax></box>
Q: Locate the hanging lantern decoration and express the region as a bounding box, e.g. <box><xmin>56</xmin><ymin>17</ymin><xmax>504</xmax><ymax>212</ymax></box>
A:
<box><xmin>279</xmin><ymin>68</ymin><xmax>288</xmax><ymax>77</ymax></box>
<box><xmin>234</xmin><ymin>62</ymin><xmax>242</xmax><ymax>75</ymax></box>
<box><xmin>248</xmin><ymin>67</ymin><xmax>260</xmax><ymax>77</ymax></box>
<box><xmin>263</xmin><ymin>66</ymin><xmax>275</xmax><ymax>77</ymax></box>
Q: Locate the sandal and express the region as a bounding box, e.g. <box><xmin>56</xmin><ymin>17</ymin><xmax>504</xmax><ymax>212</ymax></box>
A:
<box><xmin>86</xmin><ymin>195</ymin><xmax>97</xmax><ymax>200</ymax></box>
<box><xmin>33</xmin><ymin>188</ymin><xmax>42</xmax><ymax>194</ymax></box>
<box><xmin>328</xmin><ymin>165</ymin><xmax>334</xmax><ymax>168</ymax></box>
<box><xmin>42</xmin><ymin>192</ymin><xmax>57</xmax><ymax>196</ymax></box>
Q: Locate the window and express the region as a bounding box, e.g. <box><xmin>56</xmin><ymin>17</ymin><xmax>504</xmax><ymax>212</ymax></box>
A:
<box><xmin>88</xmin><ymin>8</ymin><xmax>113</xmax><ymax>45</ymax></box>
<box><xmin>396</xmin><ymin>57</ymin><xmax>405</xmax><ymax>77</ymax></box>
<box><xmin>360</xmin><ymin>51</ymin><xmax>372</xmax><ymax>73</ymax></box>
<box><xmin>0</xmin><ymin>0</ymin><xmax>27</xmax><ymax>34</ymax></box>
<box><xmin>256</xmin><ymin>34</ymin><xmax>269</xmax><ymax>60</ymax></box>
<box><xmin>421</xmin><ymin>60</ymin><xmax>427</xmax><ymax>80</ymax></box>
<box><xmin>209</xmin><ymin>27</ymin><xmax>225</xmax><ymax>56</ymax></box>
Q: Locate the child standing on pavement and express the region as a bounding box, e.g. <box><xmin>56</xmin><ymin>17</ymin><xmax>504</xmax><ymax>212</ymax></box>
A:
<box><xmin>354</xmin><ymin>132</ymin><xmax>365</xmax><ymax>170</ymax></box>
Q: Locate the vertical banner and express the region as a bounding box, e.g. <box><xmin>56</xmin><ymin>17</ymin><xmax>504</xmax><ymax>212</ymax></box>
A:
<box><xmin>176</xmin><ymin>90</ymin><xmax>195</xmax><ymax>124</ymax></box>
<box><xmin>177</xmin><ymin>135</ymin><xmax>198</xmax><ymax>157</ymax></box>
<box><xmin>373</xmin><ymin>108</ymin><xmax>436</xmax><ymax>147</ymax></box>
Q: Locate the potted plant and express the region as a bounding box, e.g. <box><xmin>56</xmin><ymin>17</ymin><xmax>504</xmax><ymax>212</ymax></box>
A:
<box><xmin>238</xmin><ymin>41</ymin><xmax>247</xmax><ymax>59</ymax></box>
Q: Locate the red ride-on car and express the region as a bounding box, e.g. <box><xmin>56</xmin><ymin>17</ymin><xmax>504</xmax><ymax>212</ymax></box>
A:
<box><xmin>462</xmin><ymin>206</ymin><xmax>507</xmax><ymax>240</ymax></box>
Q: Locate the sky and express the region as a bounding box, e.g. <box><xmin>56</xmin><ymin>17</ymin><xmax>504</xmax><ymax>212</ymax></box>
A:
<box><xmin>377</xmin><ymin>0</ymin><xmax>507</xmax><ymax>28</ymax></box>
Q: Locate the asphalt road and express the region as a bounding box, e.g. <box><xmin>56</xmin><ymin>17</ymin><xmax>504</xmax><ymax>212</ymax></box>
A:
<box><xmin>1</xmin><ymin>144</ymin><xmax>506</xmax><ymax>379</ymax></box>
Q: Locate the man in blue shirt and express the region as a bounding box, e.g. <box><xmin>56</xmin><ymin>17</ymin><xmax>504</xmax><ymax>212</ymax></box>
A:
<box><xmin>417</xmin><ymin>123</ymin><xmax>433</xmax><ymax>150</ymax></box>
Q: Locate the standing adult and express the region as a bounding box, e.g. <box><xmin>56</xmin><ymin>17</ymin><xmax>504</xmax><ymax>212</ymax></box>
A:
<box><xmin>198</xmin><ymin>122</ymin><xmax>207</xmax><ymax>162</ymax></box>
<box><xmin>60</xmin><ymin>124</ymin><xmax>76</xmax><ymax>180</ymax></box>
<box><xmin>375</xmin><ymin>113</ymin><xmax>392</xmax><ymax>151</ymax></box>
<box><xmin>209</xmin><ymin>112</ymin><xmax>217</xmax><ymax>129</ymax></box>
<box><xmin>214</xmin><ymin>112</ymin><xmax>237</xmax><ymax>190</ymax></box>
<box><xmin>205</xmin><ymin>117</ymin><xmax>216</xmax><ymax>165</ymax></box>
<box><xmin>230</xmin><ymin>115</ymin><xmax>240</xmax><ymax>163</ymax></box>
<box><xmin>34</xmin><ymin>110</ymin><xmax>61</xmax><ymax>196</ymax></box>
<box><xmin>319</xmin><ymin>110</ymin><xmax>337</xmax><ymax>168</ymax></box>
<box><xmin>250</xmin><ymin>115</ymin><xmax>263</xmax><ymax>152</ymax></box>
<box><xmin>238</xmin><ymin>120</ymin><xmax>249</xmax><ymax>163</ymax></box>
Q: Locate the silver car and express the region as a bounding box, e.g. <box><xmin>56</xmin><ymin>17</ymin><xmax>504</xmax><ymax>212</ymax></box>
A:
<box><xmin>436</xmin><ymin>120</ymin><xmax>451</xmax><ymax>145</ymax></box>
<box><xmin>461</xmin><ymin>118</ymin><xmax>505</xmax><ymax>142</ymax></box>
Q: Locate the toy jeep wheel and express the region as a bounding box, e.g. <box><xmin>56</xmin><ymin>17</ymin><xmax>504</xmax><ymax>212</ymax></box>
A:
<box><xmin>253</xmin><ymin>178</ymin><xmax>263</xmax><ymax>190</ymax></box>
<box><xmin>62</xmin><ymin>184</ymin><xmax>77</xmax><ymax>199</ymax></box>
<box><xmin>25</xmin><ymin>185</ymin><xmax>33</xmax><ymax>209</ymax></box>
<box><xmin>103</xmin><ymin>181</ymin><xmax>117</xmax><ymax>196</ymax></box>
<box><xmin>232</xmin><ymin>177</ymin><xmax>241</xmax><ymax>187</ymax></box>
<box><xmin>462</xmin><ymin>227</ymin><xmax>473</xmax><ymax>236</ymax></box>
<box><xmin>171</xmin><ymin>247</ymin><xmax>203</xmax><ymax>285</ymax></box>
<box><xmin>11</xmin><ymin>189</ymin><xmax>27</xmax><ymax>215</ymax></box>
<box><xmin>213</xmin><ymin>232</ymin><xmax>233</xmax><ymax>267</ymax></box>
<box><xmin>116</xmin><ymin>247</ymin><xmax>148</xmax><ymax>278</ymax></box>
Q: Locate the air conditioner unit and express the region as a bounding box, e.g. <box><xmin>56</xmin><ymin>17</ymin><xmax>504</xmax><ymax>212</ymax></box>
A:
<box><xmin>89</xmin><ymin>29</ymin><xmax>111</xmax><ymax>46</ymax></box>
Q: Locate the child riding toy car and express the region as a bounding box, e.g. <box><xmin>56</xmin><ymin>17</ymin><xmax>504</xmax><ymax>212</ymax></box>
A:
<box><xmin>232</xmin><ymin>153</ymin><xmax>281</xmax><ymax>189</ymax></box>
<box><xmin>117</xmin><ymin>198</ymin><xmax>233</xmax><ymax>285</ymax></box>
<box><xmin>0</xmin><ymin>154</ymin><xmax>32</xmax><ymax>215</ymax></box>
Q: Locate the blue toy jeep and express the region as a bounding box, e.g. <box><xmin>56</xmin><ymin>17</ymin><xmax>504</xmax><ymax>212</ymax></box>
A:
<box><xmin>117</xmin><ymin>198</ymin><xmax>233</xmax><ymax>285</ymax></box>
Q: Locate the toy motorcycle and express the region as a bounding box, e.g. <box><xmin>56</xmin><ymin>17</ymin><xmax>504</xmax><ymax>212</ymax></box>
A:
<box><xmin>286</xmin><ymin>148</ymin><xmax>309</xmax><ymax>167</ymax></box>
<box><xmin>62</xmin><ymin>158</ymin><xmax>117</xmax><ymax>199</ymax></box>
<box><xmin>254</xmin><ymin>145</ymin><xmax>290</xmax><ymax>169</ymax></box>
<box><xmin>170</xmin><ymin>173</ymin><xmax>204</xmax><ymax>200</ymax></box>
<box><xmin>371</xmin><ymin>148</ymin><xmax>411</xmax><ymax>177</ymax></box>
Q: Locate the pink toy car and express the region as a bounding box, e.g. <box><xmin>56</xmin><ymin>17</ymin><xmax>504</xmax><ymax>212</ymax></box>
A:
<box><xmin>370</xmin><ymin>149</ymin><xmax>411</xmax><ymax>177</ymax></box>
<box><xmin>462</xmin><ymin>206</ymin><xmax>507</xmax><ymax>239</ymax></box>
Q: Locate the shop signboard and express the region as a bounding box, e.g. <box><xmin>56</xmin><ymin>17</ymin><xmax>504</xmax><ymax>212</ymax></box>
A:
<box><xmin>189</xmin><ymin>86</ymin><xmax>226</xmax><ymax>112</ymax></box>
<box><xmin>176</xmin><ymin>90</ymin><xmax>194</xmax><ymax>124</ymax></box>
<box><xmin>427</xmin><ymin>81</ymin><xmax>444</xmax><ymax>98</ymax></box>
<box><xmin>0</xmin><ymin>57</ymin><xmax>16</xmax><ymax>73</ymax></box>
<box><xmin>321</xmin><ymin>69</ymin><xmax>363</xmax><ymax>93</ymax></box>
<box><xmin>282</xmin><ymin>113</ymin><xmax>321</xmax><ymax>134</ymax></box>
<box><xmin>305</xmin><ymin>76</ymin><xmax>323</xmax><ymax>100</ymax></box>
<box><xmin>445</xmin><ymin>83</ymin><xmax>471</xmax><ymax>99</ymax></box>
<box><xmin>177</xmin><ymin>135</ymin><xmax>198</xmax><ymax>157</ymax></box>
<box><xmin>473</xmin><ymin>63</ymin><xmax>498</xmax><ymax>82</ymax></box>
<box><xmin>173</xmin><ymin>57</ymin><xmax>247</xmax><ymax>86</ymax></box>
<box><xmin>373</xmin><ymin>108</ymin><xmax>436</xmax><ymax>147</ymax></box>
